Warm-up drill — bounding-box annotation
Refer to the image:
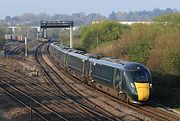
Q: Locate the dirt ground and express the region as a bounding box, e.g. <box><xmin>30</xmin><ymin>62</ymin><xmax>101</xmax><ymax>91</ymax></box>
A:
<box><xmin>0</xmin><ymin>90</ymin><xmax>29</xmax><ymax>121</ymax></box>
<box><xmin>0</xmin><ymin>40</ymin><xmax>43</xmax><ymax>120</ymax></box>
<box><xmin>0</xmin><ymin>56</ymin><xmax>40</xmax><ymax>77</ymax></box>
<box><xmin>0</xmin><ymin>56</ymin><xmax>41</xmax><ymax>120</ymax></box>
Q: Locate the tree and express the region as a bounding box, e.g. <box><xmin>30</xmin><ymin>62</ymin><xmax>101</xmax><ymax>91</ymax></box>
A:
<box><xmin>109</xmin><ymin>11</ymin><xmax>117</xmax><ymax>20</ymax></box>
<box><xmin>80</xmin><ymin>20</ymin><xmax>129</xmax><ymax>50</ymax></box>
<box><xmin>0</xmin><ymin>22</ymin><xmax>7</xmax><ymax>50</ymax></box>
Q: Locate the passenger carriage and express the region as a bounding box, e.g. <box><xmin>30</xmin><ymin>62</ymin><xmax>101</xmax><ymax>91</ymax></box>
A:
<box><xmin>49</xmin><ymin>42</ymin><xmax>153</xmax><ymax>104</ymax></box>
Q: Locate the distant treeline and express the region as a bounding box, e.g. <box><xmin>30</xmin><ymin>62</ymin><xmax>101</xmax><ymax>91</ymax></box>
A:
<box><xmin>0</xmin><ymin>23</ymin><xmax>6</xmax><ymax>50</ymax></box>
<box><xmin>4</xmin><ymin>8</ymin><xmax>179</xmax><ymax>26</ymax></box>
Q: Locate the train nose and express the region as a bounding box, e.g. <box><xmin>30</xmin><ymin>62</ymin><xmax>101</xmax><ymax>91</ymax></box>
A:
<box><xmin>134</xmin><ymin>82</ymin><xmax>150</xmax><ymax>101</ymax></box>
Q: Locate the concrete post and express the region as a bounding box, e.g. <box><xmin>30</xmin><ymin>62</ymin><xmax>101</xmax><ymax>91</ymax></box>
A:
<box><xmin>70</xmin><ymin>26</ymin><xmax>73</xmax><ymax>48</ymax></box>
<box><xmin>36</xmin><ymin>32</ymin><xmax>39</xmax><ymax>40</ymax></box>
<box><xmin>43</xmin><ymin>28</ymin><xmax>47</xmax><ymax>39</ymax></box>
<box><xmin>25</xmin><ymin>37</ymin><xmax>28</xmax><ymax>57</ymax></box>
<box><xmin>36</xmin><ymin>27</ymin><xmax>40</xmax><ymax>40</ymax></box>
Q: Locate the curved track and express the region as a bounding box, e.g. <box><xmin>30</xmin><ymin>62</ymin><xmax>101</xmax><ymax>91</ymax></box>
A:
<box><xmin>1</xmin><ymin>41</ymin><xmax>179</xmax><ymax>121</ymax></box>
<box><xmin>7</xmin><ymin>44</ymin><xmax>24</xmax><ymax>55</ymax></box>
<box><xmin>35</xmin><ymin>42</ymin><xmax>117</xmax><ymax>120</ymax></box>
<box><xmin>46</xmin><ymin>42</ymin><xmax>180</xmax><ymax>121</ymax></box>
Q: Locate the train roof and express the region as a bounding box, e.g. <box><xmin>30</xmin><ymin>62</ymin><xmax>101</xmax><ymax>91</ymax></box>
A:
<box><xmin>89</xmin><ymin>58</ymin><xmax>124</xmax><ymax>69</ymax></box>
<box><xmin>85</xmin><ymin>53</ymin><xmax>103</xmax><ymax>59</ymax></box>
<box><xmin>68</xmin><ymin>51</ymin><xmax>89</xmax><ymax>60</ymax></box>
<box><xmin>50</xmin><ymin>42</ymin><xmax>148</xmax><ymax>71</ymax></box>
<box><xmin>123</xmin><ymin>62</ymin><xmax>149</xmax><ymax>71</ymax></box>
<box><xmin>89</xmin><ymin>57</ymin><xmax>147</xmax><ymax>71</ymax></box>
<box><xmin>50</xmin><ymin>42</ymin><xmax>71</xmax><ymax>53</ymax></box>
<box><xmin>51</xmin><ymin>42</ymin><xmax>86</xmax><ymax>54</ymax></box>
<box><xmin>72</xmin><ymin>50</ymin><xmax>85</xmax><ymax>54</ymax></box>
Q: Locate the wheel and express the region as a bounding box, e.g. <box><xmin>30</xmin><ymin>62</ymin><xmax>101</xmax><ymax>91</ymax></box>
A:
<box><xmin>125</xmin><ymin>94</ymin><xmax>129</xmax><ymax>103</ymax></box>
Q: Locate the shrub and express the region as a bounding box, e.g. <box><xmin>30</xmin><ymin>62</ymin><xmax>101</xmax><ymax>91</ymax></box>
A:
<box><xmin>162</xmin><ymin>49</ymin><xmax>180</xmax><ymax>75</ymax></box>
<box><xmin>80</xmin><ymin>20</ymin><xmax>129</xmax><ymax>50</ymax></box>
<box><xmin>128</xmin><ymin>39</ymin><xmax>151</xmax><ymax>64</ymax></box>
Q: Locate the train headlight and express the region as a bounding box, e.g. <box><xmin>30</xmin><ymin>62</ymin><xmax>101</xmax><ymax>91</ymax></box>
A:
<box><xmin>130</xmin><ymin>83</ymin><xmax>135</xmax><ymax>88</ymax></box>
<box><xmin>150</xmin><ymin>84</ymin><xmax>152</xmax><ymax>88</ymax></box>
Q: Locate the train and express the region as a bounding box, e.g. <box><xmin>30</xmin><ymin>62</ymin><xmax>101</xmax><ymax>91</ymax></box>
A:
<box><xmin>4</xmin><ymin>34</ymin><xmax>25</xmax><ymax>42</ymax></box>
<box><xmin>49</xmin><ymin>42</ymin><xmax>153</xmax><ymax>104</ymax></box>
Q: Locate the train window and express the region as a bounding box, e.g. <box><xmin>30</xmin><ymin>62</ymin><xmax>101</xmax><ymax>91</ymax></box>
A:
<box><xmin>92</xmin><ymin>64</ymin><xmax>97</xmax><ymax>74</ymax></box>
<box><xmin>102</xmin><ymin>66</ymin><xmax>114</xmax><ymax>82</ymax></box>
<box><xmin>133</xmin><ymin>70</ymin><xmax>149</xmax><ymax>82</ymax></box>
<box><xmin>113</xmin><ymin>69</ymin><xmax>121</xmax><ymax>89</ymax></box>
<box><xmin>124</xmin><ymin>70</ymin><xmax>149</xmax><ymax>83</ymax></box>
<box><xmin>116</xmin><ymin>69</ymin><xmax>120</xmax><ymax>81</ymax></box>
<box><xmin>134</xmin><ymin>70</ymin><xmax>147</xmax><ymax>78</ymax></box>
<box><xmin>124</xmin><ymin>70</ymin><xmax>134</xmax><ymax>83</ymax></box>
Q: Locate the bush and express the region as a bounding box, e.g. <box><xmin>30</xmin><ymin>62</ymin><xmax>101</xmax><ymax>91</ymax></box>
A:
<box><xmin>0</xmin><ymin>23</ymin><xmax>6</xmax><ymax>50</ymax></box>
<box><xmin>80</xmin><ymin>20</ymin><xmax>129</xmax><ymax>50</ymax></box>
<box><xmin>154</xmin><ymin>13</ymin><xmax>180</xmax><ymax>27</ymax></box>
<box><xmin>162</xmin><ymin>49</ymin><xmax>180</xmax><ymax>75</ymax></box>
<box><xmin>128</xmin><ymin>39</ymin><xmax>151</xmax><ymax>64</ymax></box>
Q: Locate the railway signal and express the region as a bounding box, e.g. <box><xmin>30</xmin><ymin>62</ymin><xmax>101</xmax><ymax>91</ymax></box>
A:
<box><xmin>40</xmin><ymin>21</ymin><xmax>74</xmax><ymax>48</ymax></box>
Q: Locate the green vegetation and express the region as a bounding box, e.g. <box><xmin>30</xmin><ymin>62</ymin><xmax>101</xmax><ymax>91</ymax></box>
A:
<box><xmin>0</xmin><ymin>22</ymin><xmax>6</xmax><ymax>51</ymax></box>
<box><xmin>128</xmin><ymin>38</ymin><xmax>151</xmax><ymax>64</ymax></box>
<box><xmin>77</xmin><ymin>14</ymin><xmax>180</xmax><ymax>110</ymax></box>
<box><xmin>155</xmin><ymin>13</ymin><xmax>180</xmax><ymax>26</ymax></box>
<box><xmin>80</xmin><ymin>21</ymin><xmax>129</xmax><ymax>51</ymax></box>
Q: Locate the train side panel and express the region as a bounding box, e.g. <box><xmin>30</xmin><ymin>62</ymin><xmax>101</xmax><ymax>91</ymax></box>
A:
<box><xmin>66</xmin><ymin>52</ymin><xmax>89</xmax><ymax>81</ymax></box>
<box><xmin>87</xmin><ymin>59</ymin><xmax>124</xmax><ymax>97</ymax></box>
<box><xmin>57</xmin><ymin>48</ymin><xmax>68</xmax><ymax>67</ymax></box>
<box><xmin>49</xmin><ymin>43</ymin><xmax>69</xmax><ymax>67</ymax></box>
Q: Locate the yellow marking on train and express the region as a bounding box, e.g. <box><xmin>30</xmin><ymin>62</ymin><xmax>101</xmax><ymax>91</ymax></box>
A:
<box><xmin>135</xmin><ymin>82</ymin><xmax>149</xmax><ymax>101</ymax></box>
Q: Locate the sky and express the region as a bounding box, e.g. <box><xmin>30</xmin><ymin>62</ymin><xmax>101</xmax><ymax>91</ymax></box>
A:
<box><xmin>0</xmin><ymin>0</ymin><xmax>180</xmax><ymax>19</ymax></box>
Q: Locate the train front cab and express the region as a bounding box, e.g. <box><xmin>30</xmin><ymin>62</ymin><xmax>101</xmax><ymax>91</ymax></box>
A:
<box><xmin>123</xmin><ymin>65</ymin><xmax>152</xmax><ymax>104</ymax></box>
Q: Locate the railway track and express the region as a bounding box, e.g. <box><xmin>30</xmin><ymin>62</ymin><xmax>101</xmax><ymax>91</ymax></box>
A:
<box><xmin>0</xmin><ymin>45</ymin><xmax>113</xmax><ymax>120</ymax></box>
<box><xmin>0</xmin><ymin>63</ymin><xmax>108</xmax><ymax>120</ymax></box>
<box><xmin>0</xmin><ymin>69</ymin><xmax>101</xmax><ymax>120</ymax></box>
<box><xmin>46</xmin><ymin>43</ymin><xmax>180</xmax><ymax>121</ymax></box>
<box><xmin>0</xmin><ymin>75</ymin><xmax>68</xmax><ymax>121</ymax></box>
<box><xmin>1</xmin><ymin>43</ymin><xmax>112</xmax><ymax>120</ymax></box>
<box><xmin>35</xmin><ymin>42</ymin><xmax>117</xmax><ymax>120</ymax></box>
<box><xmin>143</xmin><ymin>103</ymin><xmax>180</xmax><ymax>120</ymax></box>
<box><xmin>7</xmin><ymin>44</ymin><xmax>24</xmax><ymax>56</ymax></box>
<box><xmin>1</xmin><ymin>41</ymin><xmax>179</xmax><ymax>121</ymax></box>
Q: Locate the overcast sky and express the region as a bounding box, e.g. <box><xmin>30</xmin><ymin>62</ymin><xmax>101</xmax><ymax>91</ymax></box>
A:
<box><xmin>0</xmin><ymin>0</ymin><xmax>180</xmax><ymax>19</ymax></box>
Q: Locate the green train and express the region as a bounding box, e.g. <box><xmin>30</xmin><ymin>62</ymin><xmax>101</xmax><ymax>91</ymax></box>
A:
<box><xmin>49</xmin><ymin>42</ymin><xmax>153</xmax><ymax>104</ymax></box>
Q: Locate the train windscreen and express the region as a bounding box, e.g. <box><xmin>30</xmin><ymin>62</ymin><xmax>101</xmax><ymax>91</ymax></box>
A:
<box><xmin>124</xmin><ymin>69</ymin><xmax>150</xmax><ymax>83</ymax></box>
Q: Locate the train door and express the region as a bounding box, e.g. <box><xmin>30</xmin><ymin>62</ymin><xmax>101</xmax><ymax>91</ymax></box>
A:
<box><xmin>82</xmin><ymin>59</ymin><xmax>85</xmax><ymax>80</ymax></box>
<box><xmin>113</xmin><ymin>68</ymin><xmax>122</xmax><ymax>91</ymax></box>
<box><xmin>85</xmin><ymin>60</ymin><xmax>89</xmax><ymax>78</ymax></box>
<box><xmin>64</xmin><ymin>53</ymin><xmax>68</xmax><ymax>69</ymax></box>
<box><xmin>119</xmin><ymin>69</ymin><xmax>123</xmax><ymax>91</ymax></box>
<box><xmin>89</xmin><ymin>62</ymin><xmax>93</xmax><ymax>81</ymax></box>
